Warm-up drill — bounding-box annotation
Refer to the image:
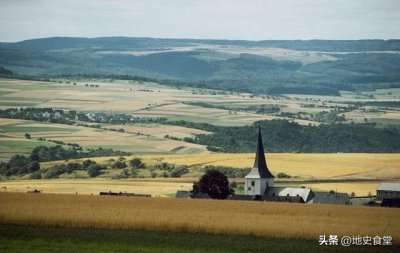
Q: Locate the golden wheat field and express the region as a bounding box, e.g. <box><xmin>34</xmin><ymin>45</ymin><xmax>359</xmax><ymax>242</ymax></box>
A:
<box><xmin>299</xmin><ymin>182</ymin><xmax>380</xmax><ymax>196</ymax></box>
<box><xmin>0</xmin><ymin>179</ymin><xmax>192</xmax><ymax>197</ymax></box>
<box><xmin>0</xmin><ymin>192</ymin><xmax>399</xmax><ymax>242</ymax></box>
<box><xmin>42</xmin><ymin>153</ymin><xmax>400</xmax><ymax>180</ymax></box>
<box><xmin>144</xmin><ymin>153</ymin><xmax>400</xmax><ymax>180</ymax></box>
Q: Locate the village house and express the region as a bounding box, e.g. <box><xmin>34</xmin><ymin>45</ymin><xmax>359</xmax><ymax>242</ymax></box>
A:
<box><xmin>377</xmin><ymin>182</ymin><xmax>400</xmax><ymax>208</ymax></box>
<box><xmin>376</xmin><ymin>182</ymin><xmax>400</xmax><ymax>200</ymax></box>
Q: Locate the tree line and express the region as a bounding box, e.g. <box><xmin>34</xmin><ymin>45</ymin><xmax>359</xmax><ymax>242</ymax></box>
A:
<box><xmin>179</xmin><ymin>120</ymin><xmax>400</xmax><ymax>153</ymax></box>
<box><xmin>0</xmin><ymin>145</ymin><xmax>130</xmax><ymax>177</ymax></box>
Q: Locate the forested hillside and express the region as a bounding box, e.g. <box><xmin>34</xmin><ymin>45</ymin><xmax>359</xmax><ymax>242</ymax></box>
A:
<box><xmin>1</xmin><ymin>37</ymin><xmax>400</xmax><ymax>95</ymax></box>
<box><xmin>180</xmin><ymin>120</ymin><xmax>400</xmax><ymax>153</ymax></box>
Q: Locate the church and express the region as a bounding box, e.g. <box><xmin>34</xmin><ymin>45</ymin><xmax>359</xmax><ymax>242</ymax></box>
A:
<box><xmin>242</xmin><ymin>127</ymin><xmax>349</xmax><ymax>205</ymax></box>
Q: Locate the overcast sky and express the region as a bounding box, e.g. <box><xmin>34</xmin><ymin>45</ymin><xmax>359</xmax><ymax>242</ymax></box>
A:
<box><xmin>0</xmin><ymin>0</ymin><xmax>399</xmax><ymax>42</ymax></box>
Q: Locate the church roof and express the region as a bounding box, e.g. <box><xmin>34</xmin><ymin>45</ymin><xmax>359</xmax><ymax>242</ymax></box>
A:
<box><xmin>245</xmin><ymin>126</ymin><xmax>274</xmax><ymax>179</ymax></box>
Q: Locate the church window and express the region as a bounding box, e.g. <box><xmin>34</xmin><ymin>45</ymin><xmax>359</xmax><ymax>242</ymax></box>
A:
<box><xmin>251</xmin><ymin>181</ymin><xmax>255</xmax><ymax>186</ymax></box>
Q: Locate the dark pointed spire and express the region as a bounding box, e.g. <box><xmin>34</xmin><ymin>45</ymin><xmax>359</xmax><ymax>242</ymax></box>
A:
<box><xmin>246</xmin><ymin>126</ymin><xmax>274</xmax><ymax>178</ymax></box>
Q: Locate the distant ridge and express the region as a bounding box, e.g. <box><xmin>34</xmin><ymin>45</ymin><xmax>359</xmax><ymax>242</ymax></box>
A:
<box><xmin>1</xmin><ymin>37</ymin><xmax>400</xmax><ymax>96</ymax></box>
<box><xmin>1</xmin><ymin>37</ymin><xmax>400</xmax><ymax>52</ymax></box>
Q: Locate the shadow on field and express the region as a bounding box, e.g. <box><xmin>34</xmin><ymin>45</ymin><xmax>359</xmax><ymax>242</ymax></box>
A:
<box><xmin>0</xmin><ymin>225</ymin><xmax>398</xmax><ymax>253</ymax></box>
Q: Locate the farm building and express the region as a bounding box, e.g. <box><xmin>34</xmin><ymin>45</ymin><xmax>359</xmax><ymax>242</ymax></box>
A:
<box><xmin>310</xmin><ymin>192</ymin><xmax>350</xmax><ymax>205</ymax></box>
<box><xmin>264</xmin><ymin>187</ymin><xmax>314</xmax><ymax>203</ymax></box>
<box><xmin>376</xmin><ymin>182</ymin><xmax>400</xmax><ymax>200</ymax></box>
<box><xmin>377</xmin><ymin>182</ymin><xmax>400</xmax><ymax>208</ymax></box>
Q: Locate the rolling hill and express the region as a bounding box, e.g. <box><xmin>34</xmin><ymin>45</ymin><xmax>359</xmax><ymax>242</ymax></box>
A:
<box><xmin>1</xmin><ymin>37</ymin><xmax>400</xmax><ymax>96</ymax></box>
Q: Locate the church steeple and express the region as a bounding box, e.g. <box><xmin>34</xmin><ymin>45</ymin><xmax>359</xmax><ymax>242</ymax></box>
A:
<box><xmin>246</xmin><ymin>126</ymin><xmax>274</xmax><ymax>178</ymax></box>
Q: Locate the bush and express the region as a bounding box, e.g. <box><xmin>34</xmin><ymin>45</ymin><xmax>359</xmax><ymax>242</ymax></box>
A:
<box><xmin>0</xmin><ymin>155</ymin><xmax>40</xmax><ymax>176</ymax></box>
<box><xmin>43</xmin><ymin>169</ymin><xmax>59</xmax><ymax>179</ymax></box>
<box><xmin>67</xmin><ymin>162</ymin><xmax>82</xmax><ymax>170</ymax></box>
<box><xmin>154</xmin><ymin>162</ymin><xmax>174</xmax><ymax>171</ymax></box>
<box><xmin>111</xmin><ymin>160</ymin><xmax>127</xmax><ymax>169</ymax></box>
<box><xmin>21</xmin><ymin>161</ymin><xmax>40</xmax><ymax>175</ymax></box>
<box><xmin>129</xmin><ymin>158</ymin><xmax>145</xmax><ymax>169</ymax></box>
<box><xmin>87</xmin><ymin>164</ymin><xmax>104</xmax><ymax>178</ymax></box>
<box><xmin>170</xmin><ymin>167</ymin><xmax>189</xmax><ymax>178</ymax></box>
<box><xmin>82</xmin><ymin>159</ymin><xmax>96</xmax><ymax>169</ymax></box>
<box><xmin>30</xmin><ymin>170</ymin><xmax>42</xmax><ymax>179</ymax></box>
<box><xmin>43</xmin><ymin>164</ymin><xmax>74</xmax><ymax>179</ymax></box>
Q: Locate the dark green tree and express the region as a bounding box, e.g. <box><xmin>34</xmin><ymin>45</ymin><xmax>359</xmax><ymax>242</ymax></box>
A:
<box><xmin>87</xmin><ymin>164</ymin><xmax>103</xmax><ymax>177</ymax></box>
<box><xmin>82</xmin><ymin>159</ymin><xmax>96</xmax><ymax>169</ymax></box>
<box><xmin>192</xmin><ymin>170</ymin><xmax>232</xmax><ymax>199</ymax></box>
<box><xmin>111</xmin><ymin>160</ymin><xmax>127</xmax><ymax>169</ymax></box>
<box><xmin>129</xmin><ymin>158</ymin><xmax>145</xmax><ymax>169</ymax></box>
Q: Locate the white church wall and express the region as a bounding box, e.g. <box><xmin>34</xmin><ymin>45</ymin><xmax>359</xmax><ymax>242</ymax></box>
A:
<box><xmin>245</xmin><ymin>178</ymin><xmax>274</xmax><ymax>196</ymax></box>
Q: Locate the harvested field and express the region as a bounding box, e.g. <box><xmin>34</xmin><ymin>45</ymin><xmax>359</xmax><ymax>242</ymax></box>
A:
<box><xmin>0</xmin><ymin>179</ymin><xmax>192</xmax><ymax>197</ymax></box>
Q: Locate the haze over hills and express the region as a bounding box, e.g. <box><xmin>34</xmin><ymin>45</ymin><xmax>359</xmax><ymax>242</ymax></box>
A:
<box><xmin>1</xmin><ymin>37</ymin><xmax>400</xmax><ymax>96</ymax></box>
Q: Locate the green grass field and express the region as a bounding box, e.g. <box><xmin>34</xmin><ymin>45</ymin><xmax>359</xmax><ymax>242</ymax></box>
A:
<box><xmin>0</xmin><ymin>118</ymin><xmax>209</xmax><ymax>161</ymax></box>
<box><xmin>0</xmin><ymin>138</ymin><xmax>55</xmax><ymax>161</ymax></box>
<box><xmin>0</xmin><ymin>225</ymin><xmax>397</xmax><ymax>253</ymax></box>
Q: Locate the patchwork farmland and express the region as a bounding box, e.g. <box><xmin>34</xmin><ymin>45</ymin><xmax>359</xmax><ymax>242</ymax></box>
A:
<box><xmin>1</xmin><ymin>78</ymin><xmax>400</xmax><ymax>127</ymax></box>
<box><xmin>0</xmin><ymin>118</ymin><xmax>209</xmax><ymax>161</ymax></box>
<box><xmin>0</xmin><ymin>76</ymin><xmax>400</xmax><ymax>252</ymax></box>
